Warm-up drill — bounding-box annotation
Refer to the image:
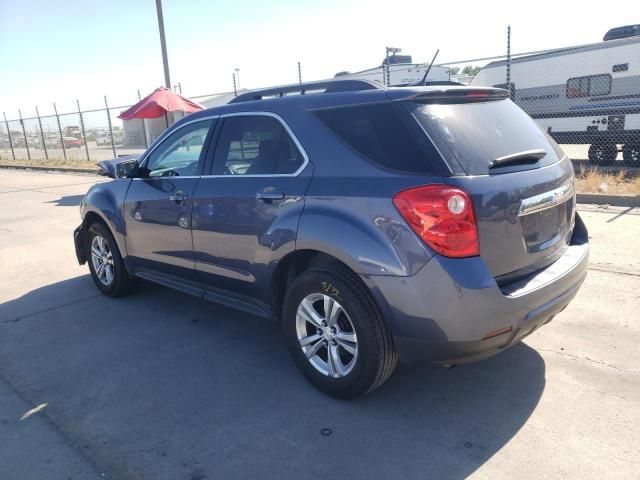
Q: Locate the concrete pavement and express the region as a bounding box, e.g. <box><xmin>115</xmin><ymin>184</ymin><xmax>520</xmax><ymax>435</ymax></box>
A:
<box><xmin>0</xmin><ymin>169</ymin><xmax>638</xmax><ymax>479</ymax></box>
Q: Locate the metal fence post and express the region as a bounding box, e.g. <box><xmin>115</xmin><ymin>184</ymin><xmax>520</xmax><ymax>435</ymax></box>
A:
<box><xmin>3</xmin><ymin>112</ymin><xmax>16</xmax><ymax>161</ymax></box>
<box><xmin>298</xmin><ymin>61</ymin><xmax>302</xmax><ymax>84</ymax></box>
<box><xmin>77</xmin><ymin>99</ymin><xmax>90</xmax><ymax>162</ymax></box>
<box><xmin>104</xmin><ymin>95</ymin><xmax>117</xmax><ymax>158</ymax></box>
<box><xmin>18</xmin><ymin>109</ymin><xmax>31</xmax><ymax>161</ymax></box>
<box><xmin>35</xmin><ymin>106</ymin><xmax>48</xmax><ymax>160</ymax></box>
<box><xmin>506</xmin><ymin>25</ymin><xmax>512</xmax><ymax>99</ymax></box>
<box><xmin>138</xmin><ymin>90</ymin><xmax>149</xmax><ymax>148</ymax></box>
<box><xmin>53</xmin><ymin>103</ymin><xmax>67</xmax><ymax>162</ymax></box>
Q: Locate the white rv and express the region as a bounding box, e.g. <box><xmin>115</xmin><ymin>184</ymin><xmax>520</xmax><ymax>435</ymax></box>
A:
<box><xmin>471</xmin><ymin>28</ymin><xmax>640</xmax><ymax>165</ymax></box>
<box><xmin>335</xmin><ymin>53</ymin><xmax>450</xmax><ymax>86</ymax></box>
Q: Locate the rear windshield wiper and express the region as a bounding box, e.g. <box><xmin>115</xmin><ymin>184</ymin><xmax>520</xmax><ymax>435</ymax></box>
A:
<box><xmin>489</xmin><ymin>149</ymin><xmax>547</xmax><ymax>169</ymax></box>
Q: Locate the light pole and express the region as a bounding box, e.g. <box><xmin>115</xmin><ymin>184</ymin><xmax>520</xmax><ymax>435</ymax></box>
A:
<box><xmin>156</xmin><ymin>0</ymin><xmax>171</xmax><ymax>89</ymax></box>
<box><xmin>234</xmin><ymin>68</ymin><xmax>240</xmax><ymax>89</ymax></box>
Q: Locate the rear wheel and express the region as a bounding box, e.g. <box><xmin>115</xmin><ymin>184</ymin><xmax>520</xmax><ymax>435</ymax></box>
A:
<box><xmin>588</xmin><ymin>143</ymin><xmax>617</xmax><ymax>166</ymax></box>
<box><xmin>87</xmin><ymin>222</ymin><xmax>133</xmax><ymax>297</ymax></box>
<box><xmin>282</xmin><ymin>266</ymin><xmax>398</xmax><ymax>399</ymax></box>
<box><xmin>622</xmin><ymin>144</ymin><xmax>640</xmax><ymax>166</ymax></box>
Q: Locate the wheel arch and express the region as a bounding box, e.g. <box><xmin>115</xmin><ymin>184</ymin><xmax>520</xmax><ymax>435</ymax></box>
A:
<box><xmin>81</xmin><ymin>181</ymin><xmax>130</xmax><ymax>261</ymax></box>
<box><xmin>270</xmin><ymin>249</ymin><xmax>398</xmax><ymax>337</ymax></box>
<box><xmin>82</xmin><ymin>206</ymin><xmax>129</xmax><ymax>269</ymax></box>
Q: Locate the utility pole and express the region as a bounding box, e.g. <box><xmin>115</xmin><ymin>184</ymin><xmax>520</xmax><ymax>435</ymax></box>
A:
<box><xmin>156</xmin><ymin>0</ymin><xmax>171</xmax><ymax>89</ymax></box>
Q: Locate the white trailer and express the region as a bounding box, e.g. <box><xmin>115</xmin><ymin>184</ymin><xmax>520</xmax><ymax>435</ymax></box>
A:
<box><xmin>471</xmin><ymin>32</ymin><xmax>640</xmax><ymax>164</ymax></box>
<box><xmin>335</xmin><ymin>54</ymin><xmax>450</xmax><ymax>86</ymax></box>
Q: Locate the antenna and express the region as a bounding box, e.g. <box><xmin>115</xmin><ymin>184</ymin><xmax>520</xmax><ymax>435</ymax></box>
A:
<box><xmin>419</xmin><ymin>49</ymin><xmax>440</xmax><ymax>85</ymax></box>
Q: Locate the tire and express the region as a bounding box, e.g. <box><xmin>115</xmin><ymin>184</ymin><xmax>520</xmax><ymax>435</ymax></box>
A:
<box><xmin>588</xmin><ymin>143</ymin><xmax>617</xmax><ymax>166</ymax></box>
<box><xmin>86</xmin><ymin>222</ymin><xmax>133</xmax><ymax>297</ymax></box>
<box><xmin>622</xmin><ymin>144</ymin><xmax>640</xmax><ymax>166</ymax></box>
<box><xmin>282</xmin><ymin>266</ymin><xmax>398</xmax><ymax>399</ymax></box>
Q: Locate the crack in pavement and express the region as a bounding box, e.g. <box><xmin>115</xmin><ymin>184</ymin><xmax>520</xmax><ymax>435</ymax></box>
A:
<box><xmin>535</xmin><ymin>347</ymin><xmax>640</xmax><ymax>375</ymax></box>
<box><xmin>587</xmin><ymin>265</ymin><xmax>640</xmax><ymax>277</ymax></box>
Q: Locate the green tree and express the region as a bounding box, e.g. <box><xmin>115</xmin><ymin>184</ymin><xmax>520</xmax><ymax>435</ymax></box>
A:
<box><xmin>449</xmin><ymin>66</ymin><xmax>460</xmax><ymax>75</ymax></box>
<box><xmin>461</xmin><ymin>66</ymin><xmax>481</xmax><ymax>77</ymax></box>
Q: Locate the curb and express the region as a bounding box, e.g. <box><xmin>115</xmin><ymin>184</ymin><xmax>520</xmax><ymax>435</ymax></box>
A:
<box><xmin>576</xmin><ymin>193</ymin><xmax>639</xmax><ymax>208</ymax></box>
<box><xmin>0</xmin><ymin>164</ymin><xmax>100</xmax><ymax>175</ymax></box>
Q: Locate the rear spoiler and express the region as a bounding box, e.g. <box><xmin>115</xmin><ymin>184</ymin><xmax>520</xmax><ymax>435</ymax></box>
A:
<box><xmin>400</xmin><ymin>87</ymin><xmax>509</xmax><ymax>104</ymax></box>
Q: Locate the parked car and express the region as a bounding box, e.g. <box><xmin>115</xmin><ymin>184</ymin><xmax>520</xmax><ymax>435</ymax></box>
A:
<box><xmin>74</xmin><ymin>80</ymin><xmax>589</xmax><ymax>399</ymax></box>
<box><xmin>49</xmin><ymin>136</ymin><xmax>84</xmax><ymax>149</ymax></box>
<box><xmin>96</xmin><ymin>135</ymin><xmax>111</xmax><ymax>146</ymax></box>
<box><xmin>96</xmin><ymin>133</ymin><xmax>123</xmax><ymax>146</ymax></box>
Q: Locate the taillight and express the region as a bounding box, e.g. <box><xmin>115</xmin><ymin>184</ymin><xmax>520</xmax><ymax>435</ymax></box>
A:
<box><xmin>393</xmin><ymin>185</ymin><xmax>479</xmax><ymax>258</ymax></box>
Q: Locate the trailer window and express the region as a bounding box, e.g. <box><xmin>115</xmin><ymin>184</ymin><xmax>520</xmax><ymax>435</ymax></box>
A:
<box><xmin>566</xmin><ymin>74</ymin><xmax>611</xmax><ymax>98</ymax></box>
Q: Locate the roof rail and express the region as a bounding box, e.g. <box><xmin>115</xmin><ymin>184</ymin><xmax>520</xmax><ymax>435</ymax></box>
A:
<box><xmin>228</xmin><ymin>79</ymin><xmax>382</xmax><ymax>104</ymax></box>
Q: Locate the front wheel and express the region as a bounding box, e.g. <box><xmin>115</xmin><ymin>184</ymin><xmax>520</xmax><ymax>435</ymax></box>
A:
<box><xmin>282</xmin><ymin>266</ymin><xmax>398</xmax><ymax>399</ymax></box>
<box><xmin>87</xmin><ymin>222</ymin><xmax>134</xmax><ymax>297</ymax></box>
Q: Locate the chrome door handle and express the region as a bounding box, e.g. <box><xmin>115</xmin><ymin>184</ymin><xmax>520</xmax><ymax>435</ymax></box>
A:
<box><xmin>256</xmin><ymin>188</ymin><xmax>285</xmax><ymax>202</ymax></box>
<box><xmin>169</xmin><ymin>192</ymin><xmax>189</xmax><ymax>203</ymax></box>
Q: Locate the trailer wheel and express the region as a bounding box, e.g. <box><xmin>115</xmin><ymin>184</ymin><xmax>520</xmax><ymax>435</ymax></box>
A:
<box><xmin>588</xmin><ymin>143</ymin><xmax>617</xmax><ymax>166</ymax></box>
<box><xmin>622</xmin><ymin>144</ymin><xmax>640</xmax><ymax>166</ymax></box>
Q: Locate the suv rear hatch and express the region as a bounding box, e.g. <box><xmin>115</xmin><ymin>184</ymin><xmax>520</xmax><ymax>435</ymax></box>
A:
<box><xmin>396</xmin><ymin>88</ymin><xmax>576</xmax><ymax>280</ymax></box>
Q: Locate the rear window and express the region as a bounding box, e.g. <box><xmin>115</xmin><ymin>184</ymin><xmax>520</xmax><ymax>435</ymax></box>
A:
<box><xmin>411</xmin><ymin>99</ymin><xmax>561</xmax><ymax>175</ymax></box>
<box><xmin>313</xmin><ymin>102</ymin><xmax>440</xmax><ymax>174</ymax></box>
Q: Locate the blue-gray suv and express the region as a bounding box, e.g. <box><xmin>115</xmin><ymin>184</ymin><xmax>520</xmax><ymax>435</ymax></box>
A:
<box><xmin>74</xmin><ymin>80</ymin><xmax>589</xmax><ymax>398</ymax></box>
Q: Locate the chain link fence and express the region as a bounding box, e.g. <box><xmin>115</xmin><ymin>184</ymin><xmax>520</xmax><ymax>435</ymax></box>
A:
<box><xmin>2</xmin><ymin>35</ymin><xmax>639</xmax><ymax>169</ymax></box>
<box><xmin>439</xmin><ymin>37</ymin><xmax>640</xmax><ymax>169</ymax></box>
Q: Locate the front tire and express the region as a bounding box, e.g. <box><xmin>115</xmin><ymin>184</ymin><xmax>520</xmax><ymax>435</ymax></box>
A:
<box><xmin>282</xmin><ymin>266</ymin><xmax>398</xmax><ymax>399</ymax></box>
<box><xmin>86</xmin><ymin>222</ymin><xmax>133</xmax><ymax>297</ymax></box>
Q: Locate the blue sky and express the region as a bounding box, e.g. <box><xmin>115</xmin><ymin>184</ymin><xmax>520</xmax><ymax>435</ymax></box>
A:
<box><xmin>0</xmin><ymin>0</ymin><xmax>632</xmax><ymax>118</ymax></box>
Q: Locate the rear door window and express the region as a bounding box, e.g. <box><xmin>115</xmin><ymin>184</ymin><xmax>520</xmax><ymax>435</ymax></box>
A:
<box><xmin>411</xmin><ymin>99</ymin><xmax>562</xmax><ymax>175</ymax></box>
<box><xmin>313</xmin><ymin>102</ymin><xmax>441</xmax><ymax>174</ymax></box>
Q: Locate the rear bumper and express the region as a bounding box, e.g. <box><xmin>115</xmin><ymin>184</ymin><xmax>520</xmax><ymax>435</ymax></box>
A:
<box><xmin>365</xmin><ymin>213</ymin><xmax>589</xmax><ymax>365</ymax></box>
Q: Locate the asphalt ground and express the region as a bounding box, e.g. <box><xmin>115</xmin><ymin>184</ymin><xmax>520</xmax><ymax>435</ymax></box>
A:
<box><xmin>0</xmin><ymin>170</ymin><xmax>638</xmax><ymax>479</ymax></box>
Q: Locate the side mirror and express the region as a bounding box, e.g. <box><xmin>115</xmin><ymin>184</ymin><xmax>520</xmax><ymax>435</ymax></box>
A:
<box><xmin>117</xmin><ymin>159</ymin><xmax>140</xmax><ymax>178</ymax></box>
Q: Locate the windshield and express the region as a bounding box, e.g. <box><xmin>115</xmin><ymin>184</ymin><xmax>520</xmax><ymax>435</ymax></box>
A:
<box><xmin>411</xmin><ymin>99</ymin><xmax>563</xmax><ymax>175</ymax></box>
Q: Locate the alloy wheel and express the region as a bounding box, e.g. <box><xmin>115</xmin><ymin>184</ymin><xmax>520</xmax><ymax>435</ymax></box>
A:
<box><xmin>90</xmin><ymin>235</ymin><xmax>114</xmax><ymax>286</ymax></box>
<box><xmin>295</xmin><ymin>293</ymin><xmax>358</xmax><ymax>378</ymax></box>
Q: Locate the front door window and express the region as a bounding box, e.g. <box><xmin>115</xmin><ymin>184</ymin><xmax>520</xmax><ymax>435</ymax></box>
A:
<box><xmin>145</xmin><ymin>120</ymin><xmax>212</xmax><ymax>177</ymax></box>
